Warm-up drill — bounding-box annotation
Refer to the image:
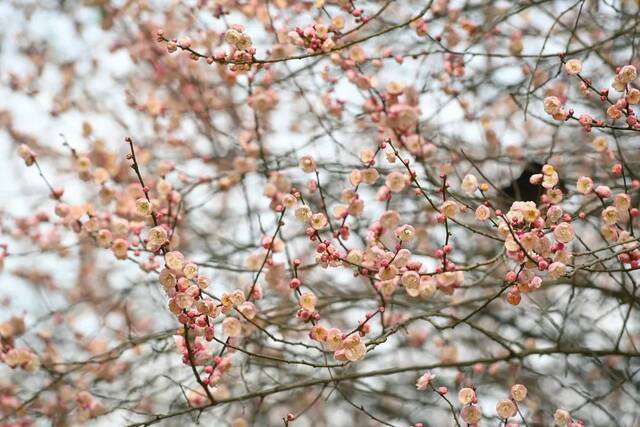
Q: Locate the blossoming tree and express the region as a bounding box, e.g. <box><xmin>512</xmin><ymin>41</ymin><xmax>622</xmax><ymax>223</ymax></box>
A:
<box><xmin>1</xmin><ymin>0</ymin><xmax>639</xmax><ymax>426</ymax></box>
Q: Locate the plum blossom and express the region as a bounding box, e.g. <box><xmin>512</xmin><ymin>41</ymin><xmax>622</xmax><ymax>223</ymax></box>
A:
<box><xmin>416</xmin><ymin>371</ymin><xmax>436</xmax><ymax>391</ymax></box>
